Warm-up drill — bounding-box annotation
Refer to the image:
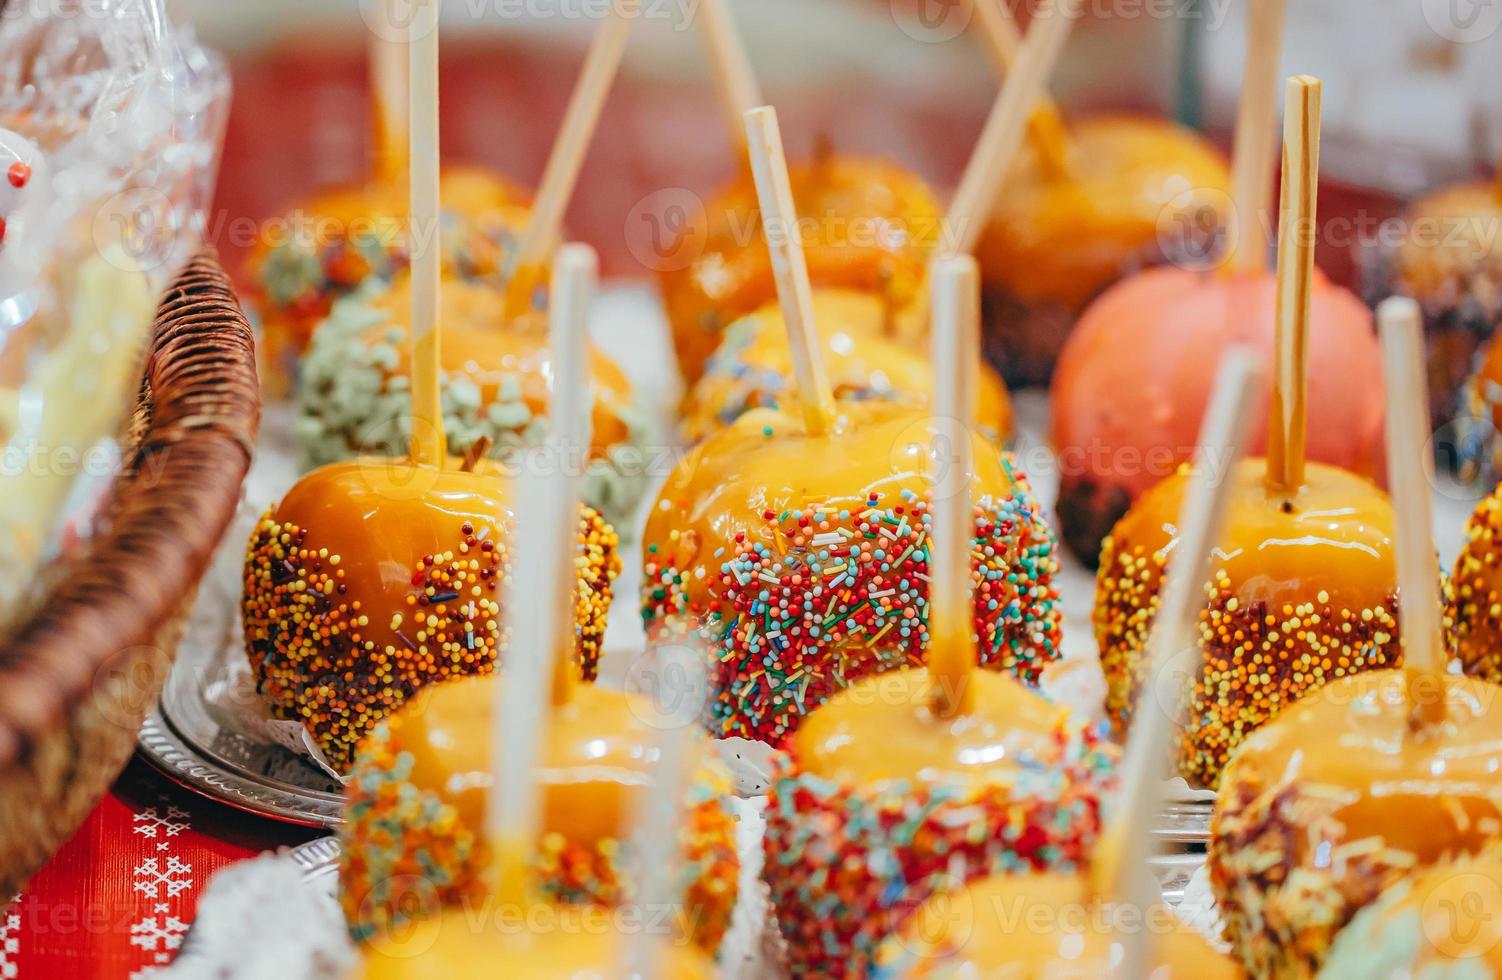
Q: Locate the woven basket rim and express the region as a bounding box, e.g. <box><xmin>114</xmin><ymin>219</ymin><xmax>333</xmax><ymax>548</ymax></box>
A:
<box><xmin>0</xmin><ymin>251</ymin><xmax>260</xmax><ymax>769</ymax></box>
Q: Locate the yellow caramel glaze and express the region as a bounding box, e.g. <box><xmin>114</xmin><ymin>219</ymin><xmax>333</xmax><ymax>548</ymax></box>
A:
<box><xmin>978</xmin><ymin>114</ymin><xmax>1232</xmax><ymax>312</ymax></box>
<box><xmin>884</xmin><ymin>872</ymin><xmax>1242</xmax><ymax>977</ymax></box>
<box><xmin>645</xmin><ymin>400</ymin><xmax>1032</xmax><ymax>615</ymax></box>
<box><xmin>790</xmin><ymin>668</ymin><xmax>1070</xmax><ymax>788</ymax></box>
<box><xmin>394</xmin><ymin>674</ymin><xmax>681</xmax><ymax>843</ymax></box>
<box><xmin>357</xmin><ymin>909</ymin><xmax>713</xmax><ymax>979</ymax></box>
<box><xmin>1219</xmin><ymin>671</ymin><xmax>1502</xmax><ymax>865</ymax></box>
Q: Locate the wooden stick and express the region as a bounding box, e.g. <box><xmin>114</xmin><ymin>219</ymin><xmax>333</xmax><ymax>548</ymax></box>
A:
<box><xmin>545</xmin><ymin>244</ymin><xmax>597</xmax><ymax>708</ymax></box>
<box><xmin>965</xmin><ymin>0</ymin><xmax>1070</xmax><ymax>179</ymax></box>
<box><xmin>1379</xmin><ymin>297</ymin><xmax>1448</xmax><ymax>728</ymax></box>
<box><xmin>408</xmin><ymin>0</ymin><xmax>445</xmax><ymax>469</ymax></box>
<box><xmin>508</xmin><ymin>0</ymin><xmax>637</xmax><ymax>296</ymax></box>
<box><xmin>928</xmin><ymin>256</ymin><xmax>981</xmax><ymax>719</ymax></box>
<box><xmin>696</xmin><ymin>0</ymin><xmax>763</xmax><ymax>150</ymax></box>
<box><xmin>1097</xmin><ymin>349</ymin><xmax>1261</xmax><ymax>976</ymax></box>
<box><xmin>621</xmin><ymin>646</ymin><xmax>707</xmax><ymax>977</ymax></box>
<box><xmin>743</xmin><ymin>106</ymin><xmax>836</xmax><ymax>436</ymax></box>
<box><xmin>370</xmin><ymin>2</ymin><xmax>409</xmax><ymax>189</ymax></box>
<box><xmin>487</xmin><ymin>465</ymin><xmax>563</xmax><ymax>912</ymax></box>
<box><xmin>1227</xmin><ymin>0</ymin><xmax>1288</xmax><ymax>274</ymax></box>
<box><xmin>944</xmin><ymin>0</ymin><xmax>1079</xmax><ymax>258</ymax></box>
<box><xmin>1266</xmin><ymin>75</ymin><xmax>1321</xmax><ymax>495</ymax></box>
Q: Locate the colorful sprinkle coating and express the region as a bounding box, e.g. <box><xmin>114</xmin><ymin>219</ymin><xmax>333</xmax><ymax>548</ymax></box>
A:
<box><xmin>242</xmin><ymin>505</ymin><xmax>618</xmax><ymax>772</ymax></box>
<box><xmin>339</xmin><ymin>716</ymin><xmax>740</xmax><ymax>951</ymax></box>
<box><xmin>1095</xmin><ymin>542</ymin><xmax>1400</xmax><ymax>790</ymax></box>
<box><xmin>764</xmin><ymin>729</ymin><xmax>1116</xmax><ymax>978</ymax></box>
<box><xmin>642</xmin><ymin>489</ymin><xmax>1063</xmax><ymax>746</ymax></box>
<box><xmin>1449</xmin><ymin>485</ymin><xmax>1502</xmax><ymax>682</ymax></box>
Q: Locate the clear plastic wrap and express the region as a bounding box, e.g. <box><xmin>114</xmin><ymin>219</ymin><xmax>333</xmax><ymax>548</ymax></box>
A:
<box><xmin>0</xmin><ymin>0</ymin><xmax>231</xmax><ymax>632</ymax></box>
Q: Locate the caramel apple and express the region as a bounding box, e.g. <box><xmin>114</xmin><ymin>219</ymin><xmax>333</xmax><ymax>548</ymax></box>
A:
<box><xmin>642</xmin><ymin>400</ymin><xmax>1061</xmax><ymax>745</ymax></box>
<box><xmin>250</xmin><ymin>167</ymin><xmax>534</xmax><ymax>390</ymax></box>
<box><xmin>1384</xmin><ymin>180</ymin><xmax>1502</xmax><ymax>433</ymax></box>
<box><xmin>1209</xmin><ymin>292</ymin><xmax>1502</xmax><ymax>978</ymax></box>
<box><xmin>660</xmin><ymin>154</ymin><xmax>942</xmax><ymax>386</ymax></box>
<box><xmin>296</xmin><ymin>274</ymin><xmax>650</xmax><ymax>530</ymax></box>
<box><xmin>875</xmin><ymin>872</ymin><xmax>1239</xmax><ymax>978</ymax></box>
<box><xmin>339</xmin><ymin>672</ymin><xmax>739</xmax><ymax>951</ymax></box>
<box><xmin>241</xmin><ymin>456</ymin><xmax>619</xmax><ymax>772</ymax></box>
<box><xmin>1095</xmin><ymin>457</ymin><xmax>1399</xmax><ymax>786</ymax></box>
<box><xmin>682</xmin><ymin>288</ymin><xmax>1013</xmax><ymax>444</ymax></box>
<box><xmin>1319</xmin><ymin>847</ymin><xmax>1502</xmax><ymax>977</ymax></box>
<box><xmin>1447</xmin><ymin>482</ymin><xmax>1502</xmax><ymax>683</ymax></box>
<box><xmin>979</xmin><ymin>115</ymin><xmax>1231</xmax><ymax>385</ymax></box>
<box><xmin>1211</xmin><ymin>671</ymin><xmax>1502</xmax><ymax>977</ymax></box>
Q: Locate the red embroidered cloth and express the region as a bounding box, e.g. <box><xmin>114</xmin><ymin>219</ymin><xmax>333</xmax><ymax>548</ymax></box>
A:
<box><xmin>1</xmin><ymin>761</ymin><xmax>317</xmax><ymax>979</ymax></box>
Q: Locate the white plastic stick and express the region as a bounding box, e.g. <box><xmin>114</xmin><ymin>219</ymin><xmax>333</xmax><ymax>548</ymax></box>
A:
<box><xmin>1380</xmin><ymin>297</ymin><xmax>1447</xmax><ymax>723</ymax></box>
<box><xmin>927</xmin><ymin>255</ymin><xmax>981</xmax><ymax>719</ymax></box>
<box><xmin>1105</xmin><ymin>349</ymin><xmax>1260</xmax><ymax>979</ymax></box>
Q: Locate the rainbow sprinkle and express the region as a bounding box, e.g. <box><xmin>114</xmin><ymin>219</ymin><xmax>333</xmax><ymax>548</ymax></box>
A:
<box><xmin>642</xmin><ymin>491</ymin><xmax>1062</xmax><ymax>746</ymax></box>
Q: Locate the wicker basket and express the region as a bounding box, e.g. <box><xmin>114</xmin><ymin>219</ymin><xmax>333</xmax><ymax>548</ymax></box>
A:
<box><xmin>0</xmin><ymin>252</ymin><xmax>260</xmax><ymax>896</ymax></box>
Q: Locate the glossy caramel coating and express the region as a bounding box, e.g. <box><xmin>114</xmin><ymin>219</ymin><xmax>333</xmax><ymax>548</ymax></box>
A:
<box><xmin>792</xmin><ymin>667</ymin><xmax>1069</xmax><ymax>787</ymax></box>
<box><xmin>341</xmin><ymin>675</ymin><xmax>739</xmax><ymax>949</ymax></box>
<box><xmin>1320</xmin><ymin>847</ymin><xmax>1502</xmax><ymax>977</ymax></box>
<box><xmin>1051</xmin><ymin>266</ymin><xmax>1384</xmax><ymax>565</ymax></box>
<box><xmin>978</xmin><ymin>115</ymin><xmax>1231</xmax><ymax>385</ymax></box>
<box><xmin>250</xmin><ymin>166</ymin><xmax>534</xmax><ymax>388</ymax></box>
<box><xmin>641</xmin><ymin>400</ymin><xmax>1062</xmax><ymax>745</ymax></box>
<box><xmin>1096</xmin><ymin>459</ymin><xmax>1400</xmax><ymax>788</ymax></box>
<box><xmin>682</xmin><ymin>289</ymin><xmax>1013</xmax><ymax>444</ymax></box>
<box><xmin>241</xmin><ymin>457</ymin><xmax>619</xmax><ymax>772</ymax></box>
<box><xmin>357</xmin><ymin>908</ymin><xmax>713</xmax><ymax>979</ymax></box>
<box><xmin>1211</xmin><ymin>670</ymin><xmax>1502</xmax><ymax>978</ymax></box>
<box><xmin>877</xmin><ymin>872</ymin><xmax>1241</xmax><ymax>978</ymax></box>
<box><xmin>1449</xmin><ymin>484</ymin><xmax>1502</xmax><ymax>684</ymax></box>
<box><xmin>660</xmin><ymin>156</ymin><xmax>941</xmax><ymax>385</ymax></box>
